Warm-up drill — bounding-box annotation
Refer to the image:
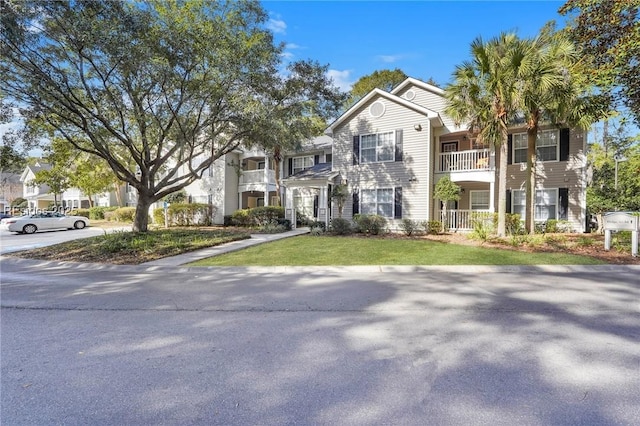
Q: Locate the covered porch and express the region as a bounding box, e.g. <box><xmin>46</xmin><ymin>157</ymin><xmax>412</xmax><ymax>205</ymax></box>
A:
<box><xmin>281</xmin><ymin>163</ymin><xmax>340</xmax><ymax>229</ymax></box>
<box><xmin>435</xmin><ymin>181</ymin><xmax>496</xmax><ymax>232</ymax></box>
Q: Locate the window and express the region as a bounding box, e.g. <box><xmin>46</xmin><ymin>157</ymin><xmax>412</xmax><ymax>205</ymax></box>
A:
<box><xmin>513</xmin><ymin>130</ymin><xmax>559</xmax><ymax>164</ymax></box>
<box><xmin>360</xmin><ymin>131</ymin><xmax>394</xmax><ymax>163</ymax></box>
<box><xmin>292</xmin><ymin>156</ymin><xmax>314</xmax><ymax>174</ymax></box>
<box><xmin>512</xmin><ymin>189</ymin><xmax>557</xmax><ymax>221</ymax></box>
<box><xmin>470</xmin><ymin>191</ymin><xmax>490</xmax><ymax>210</ymax></box>
<box><xmin>325</xmin><ymin>153</ymin><xmax>332</xmax><ymax>164</ymax></box>
<box><xmin>361</xmin><ymin>188</ymin><xmax>393</xmax><ymax>217</ymax></box>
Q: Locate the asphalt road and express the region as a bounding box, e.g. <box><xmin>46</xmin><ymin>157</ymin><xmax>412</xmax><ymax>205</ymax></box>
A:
<box><xmin>1</xmin><ymin>259</ymin><xmax>639</xmax><ymax>425</ymax></box>
<box><xmin>0</xmin><ymin>226</ymin><xmax>130</xmax><ymax>254</ymax></box>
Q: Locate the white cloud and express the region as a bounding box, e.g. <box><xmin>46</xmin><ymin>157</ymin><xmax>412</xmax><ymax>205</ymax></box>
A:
<box><xmin>327</xmin><ymin>69</ymin><xmax>354</xmax><ymax>92</ymax></box>
<box><xmin>286</xmin><ymin>43</ymin><xmax>302</xmax><ymax>50</ymax></box>
<box><xmin>280</xmin><ymin>51</ymin><xmax>295</xmax><ymax>60</ymax></box>
<box><xmin>376</xmin><ymin>54</ymin><xmax>404</xmax><ymax>63</ymax></box>
<box><xmin>266</xmin><ymin>18</ymin><xmax>287</xmax><ymax>34</ymax></box>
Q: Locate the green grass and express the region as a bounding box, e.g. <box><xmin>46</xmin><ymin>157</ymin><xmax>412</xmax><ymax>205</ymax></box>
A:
<box><xmin>188</xmin><ymin>235</ymin><xmax>605</xmax><ymax>266</ymax></box>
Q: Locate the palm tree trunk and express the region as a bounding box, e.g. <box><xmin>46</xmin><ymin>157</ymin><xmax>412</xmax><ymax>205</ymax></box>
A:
<box><xmin>496</xmin><ymin>138</ymin><xmax>508</xmax><ymax>237</ymax></box>
<box><xmin>525</xmin><ymin>120</ymin><xmax>539</xmax><ymax>234</ymax></box>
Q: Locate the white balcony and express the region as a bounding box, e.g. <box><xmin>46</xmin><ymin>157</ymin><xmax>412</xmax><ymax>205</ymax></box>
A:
<box><xmin>239</xmin><ymin>169</ymin><xmax>276</xmax><ymax>186</ymax></box>
<box><xmin>438</xmin><ymin>149</ymin><xmax>494</xmax><ymax>182</ymax></box>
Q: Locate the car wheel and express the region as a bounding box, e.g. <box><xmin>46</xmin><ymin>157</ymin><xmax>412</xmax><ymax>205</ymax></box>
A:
<box><xmin>23</xmin><ymin>224</ymin><xmax>37</xmax><ymax>234</ymax></box>
<box><xmin>74</xmin><ymin>220</ymin><xmax>86</xmax><ymax>230</ymax></box>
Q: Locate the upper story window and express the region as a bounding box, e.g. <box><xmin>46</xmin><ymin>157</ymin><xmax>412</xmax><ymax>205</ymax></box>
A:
<box><xmin>292</xmin><ymin>156</ymin><xmax>314</xmax><ymax>174</ymax></box>
<box><xmin>360</xmin><ymin>131</ymin><xmax>394</xmax><ymax>163</ymax></box>
<box><xmin>513</xmin><ymin>129</ymin><xmax>559</xmax><ymax>164</ymax></box>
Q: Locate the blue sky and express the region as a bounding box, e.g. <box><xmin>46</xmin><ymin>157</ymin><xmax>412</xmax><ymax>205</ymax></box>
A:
<box><xmin>264</xmin><ymin>0</ymin><xmax>567</xmax><ymax>91</ymax></box>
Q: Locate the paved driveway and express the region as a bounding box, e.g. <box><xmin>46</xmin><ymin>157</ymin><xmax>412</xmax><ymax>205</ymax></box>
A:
<box><xmin>0</xmin><ymin>225</ymin><xmax>130</xmax><ymax>254</ymax></box>
<box><xmin>1</xmin><ymin>259</ymin><xmax>639</xmax><ymax>425</ymax></box>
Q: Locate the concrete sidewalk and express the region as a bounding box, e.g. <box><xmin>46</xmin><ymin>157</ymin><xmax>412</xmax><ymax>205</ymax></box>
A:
<box><xmin>140</xmin><ymin>227</ymin><xmax>310</xmax><ymax>267</ymax></box>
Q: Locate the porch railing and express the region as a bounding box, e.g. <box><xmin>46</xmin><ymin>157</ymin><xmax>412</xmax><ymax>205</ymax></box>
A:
<box><xmin>239</xmin><ymin>169</ymin><xmax>276</xmax><ymax>185</ymax></box>
<box><xmin>439</xmin><ymin>209</ymin><xmax>492</xmax><ymax>231</ymax></box>
<box><xmin>438</xmin><ymin>149</ymin><xmax>492</xmax><ymax>172</ymax></box>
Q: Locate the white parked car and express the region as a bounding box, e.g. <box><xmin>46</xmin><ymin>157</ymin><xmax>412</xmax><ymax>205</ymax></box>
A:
<box><xmin>0</xmin><ymin>212</ymin><xmax>90</xmax><ymax>234</ymax></box>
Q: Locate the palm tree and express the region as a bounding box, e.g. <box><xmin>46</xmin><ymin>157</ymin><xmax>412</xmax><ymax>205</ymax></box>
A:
<box><xmin>445</xmin><ymin>33</ymin><xmax>526</xmax><ymax>237</ymax></box>
<box><xmin>517</xmin><ymin>23</ymin><xmax>597</xmax><ymax>233</ymax></box>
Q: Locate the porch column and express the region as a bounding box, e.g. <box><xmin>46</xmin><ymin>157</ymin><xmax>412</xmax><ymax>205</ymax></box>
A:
<box><xmin>318</xmin><ymin>185</ymin><xmax>328</xmax><ymax>227</ymax></box>
<box><xmin>284</xmin><ymin>186</ymin><xmax>296</xmax><ymax>229</ymax></box>
<box><xmin>264</xmin><ymin>154</ymin><xmax>270</xmax><ymax>206</ymax></box>
<box><xmin>489</xmin><ymin>180</ymin><xmax>495</xmax><ymax>212</ymax></box>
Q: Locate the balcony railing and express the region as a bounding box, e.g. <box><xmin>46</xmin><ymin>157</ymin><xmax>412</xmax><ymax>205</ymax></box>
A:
<box><xmin>239</xmin><ymin>169</ymin><xmax>275</xmax><ymax>186</ymax></box>
<box><xmin>439</xmin><ymin>209</ymin><xmax>492</xmax><ymax>231</ymax></box>
<box><xmin>438</xmin><ymin>149</ymin><xmax>492</xmax><ymax>172</ymax></box>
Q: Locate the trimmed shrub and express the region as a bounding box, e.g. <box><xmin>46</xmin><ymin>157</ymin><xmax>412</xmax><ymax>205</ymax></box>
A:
<box><xmin>223</xmin><ymin>215</ymin><xmax>233</xmax><ymax>227</ymax></box>
<box><xmin>88</xmin><ymin>206</ymin><xmax>117</xmax><ymax>220</ymax></box>
<box><xmin>399</xmin><ymin>218</ymin><xmax>420</xmax><ymax>236</ymax></box>
<box><xmin>309</xmin><ymin>220</ymin><xmax>326</xmax><ymax>231</ymax></box>
<box><xmin>231</xmin><ymin>209</ymin><xmax>252</xmax><ymax>227</ymax></box>
<box><xmin>277</xmin><ymin>218</ymin><xmax>291</xmax><ymax>230</ymax></box>
<box><xmin>154</xmin><ymin>203</ymin><xmax>214</xmax><ymax>226</ymax></box>
<box><xmin>422</xmin><ymin>220</ymin><xmax>442</xmax><ymax>235</ymax></box>
<box><xmin>113</xmin><ymin>207</ymin><xmax>136</xmax><ymax>222</ymax></box>
<box><xmin>11</xmin><ymin>197</ymin><xmax>27</xmax><ymax>208</ymax></box>
<box><xmin>249</xmin><ymin>206</ymin><xmax>285</xmax><ymax>226</ymax></box>
<box><xmin>329</xmin><ymin>217</ymin><xmax>352</xmax><ymax>235</ymax></box>
<box><xmin>353</xmin><ymin>214</ymin><xmax>387</xmax><ymax>235</ymax></box>
<box><xmin>69</xmin><ymin>208</ymin><xmax>90</xmax><ymax>218</ymax></box>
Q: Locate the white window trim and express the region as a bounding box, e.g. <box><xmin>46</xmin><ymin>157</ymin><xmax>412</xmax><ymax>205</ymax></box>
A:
<box><xmin>512</xmin><ymin>188</ymin><xmax>558</xmax><ymax>221</ymax></box>
<box><xmin>292</xmin><ymin>156</ymin><xmax>314</xmax><ymax>174</ymax></box>
<box><xmin>359</xmin><ymin>131</ymin><xmax>396</xmax><ymax>164</ymax></box>
<box><xmin>512</xmin><ymin>129</ymin><xmax>560</xmax><ymax>164</ymax></box>
<box><xmin>469</xmin><ymin>190</ymin><xmax>490</xmax><ymax>211</ymax></box>
<box><xmin>360</xmin><ymin>187</ymin><xmax>394</xmax><ymax>218</ymax></box>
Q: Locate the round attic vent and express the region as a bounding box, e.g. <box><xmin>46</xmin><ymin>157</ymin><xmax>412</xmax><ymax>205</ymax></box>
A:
<box><xmin>404</xmin><ymin>89</ymin><xmax>416</xmax><ymax>101</ymax></box>
<box><xmin>369</xmin><ymin>101</ymin><xmax>385</xmax><ymax>118</ymax></box>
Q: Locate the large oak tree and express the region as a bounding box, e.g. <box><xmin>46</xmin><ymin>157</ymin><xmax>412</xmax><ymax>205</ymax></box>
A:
<box><xmin>1</xmin><ymin>0</ymin><xmax>344</xmax><ymax>231</ymax></box>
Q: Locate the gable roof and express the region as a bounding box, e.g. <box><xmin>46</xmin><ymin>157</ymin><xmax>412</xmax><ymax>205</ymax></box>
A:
<box><xmin>20</xmin><ymin>161</ymin><xmax>51</xmax><ymax>183</ymax></box>
<box><xmin>390</xmin><ymin>77</ymin><xmax>445</xmax><ymax>97</ymax></box>
<box><xmin>325</xmin><ymin>88</ymin><xmax>443</xmax><ymax>135</ymax></box>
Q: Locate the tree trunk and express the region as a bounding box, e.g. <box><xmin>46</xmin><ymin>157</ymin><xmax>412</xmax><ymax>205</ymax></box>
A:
<box><xmin>525</xmin><ymin>123</ymin><xmax>538</xmax><ymax>234</ymax></box>
<box><xmin>87</xmin><ymin>194</ymin><xmax>94</xmax><ymax>208</ymax></box>
<box><xmin>133</xmin><ymin>194</ymin><xmax>152</xmax><ymax>232</ymax></box>
<box><xmin>114</xmin><ymin>182</ymin><xmax>123</xmax><ymax>207</ymax></box>
<box><xmin>496</xmin><ymin>140</ymin><xmax>508</xmax><ymax>237</ymax></box>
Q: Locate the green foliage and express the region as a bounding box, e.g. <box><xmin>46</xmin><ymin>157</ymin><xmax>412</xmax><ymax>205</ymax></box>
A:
<box><xmin>434</xmin><ymin>177</ymin><xmax>460</xmax><ymax>204</ymax></box>
<box><xmin>353</xmin><ymin>214</ymin><xmax>387</xmax><ymax>235</ymax></box>
<box><xmin>0</xmin><ymin>145</ymin><xmax>26</xmax><ymax>173</ymax></box>
<box><xmin>231</xmin><ymin>209</ymin><xmax>252</xmax><ymax>227</ymax></box>
<box><xmin>309</xmin><ymin>221</ymin><xmax>326</xmax><ymax>232</ymax></box>
<box><xmin>544</xmin><ymin>219</ymin><xmax>572</xmax><ymax>233</ymax></box>
<box><xmin>113</xmin><ymin>207</ymin><xmax>136</xmax><ymax>223</ymax></box>
<box><xmin>399</xmin><ymin>219</ymin><xmax>420</xmax><ymax>236</ymax></box>
<box><xmin>505</xmin><ymin>214</ymin><xmax>524</xmax><ymax>236</ymax></box>
<box><xmin>249</xmin><ymin>206</ymin><xmax>285</xmax><ymax>226</ymax></box>
<box><xmin>331</xmin><ymin>184</ymin><xmax>349</xmax><ymax>217</ymax></box>
<box><xmin>560</xmin><ymin>0</ymin><xmax>640</xmax><ymax>123</ymax></box>
<box><xmin>153</xmin><ymin>203</ymin><xmax>213</xmax><ymax>227</ymax></box>
<box><xmin>470</xmin><ymin>212</ymin><xmax>495</xmax><ymax>241</ymax></box>
<box><xmin>88</xmin><ymin>206</ymin><xmax>118</xmax><ymax>220</ymax></box>
<box><xmin>11</xmin><ymin>197</ymin><xmax>27</xmax><ymax>208</ymax></box>
<box><xmin>1</xmin><ymin>0</ymin><xmax>344</xmax><ymax>232</ymax></box>
<box><xmin>346</xmin><ymin>68</ymin><xmax>408</xmax><ymax>108</ymax></box>
<box><xmin>423</xmin><ymin>220</ymin><xmax>442</xmax><ymax>235</ymax></box>
<box><xmin>68</xmin><ymin>208</ymin><xmax>90</xmax><ymax>219</ymax></box>
<box><xmin>329</xmin><ymin>217</ymin><xmax>352</xmax><ymax>235</ymax></box>
<box><xmin>165</xmin><ymin>190</ymin><xmax>187</xmax><ymax>204</ymax></box>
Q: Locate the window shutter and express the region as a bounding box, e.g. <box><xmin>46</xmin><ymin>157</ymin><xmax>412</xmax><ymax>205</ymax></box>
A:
<box><xmin>507</xmin><ymin>134</ymin><xmax>513</xmax><ymax>165</ymax></box>
<box><xmin>560</xmin><ymin>128</ymin><xmax>570</xmax><ymax>161</ymax></box>
<box><xmin>506</xmin><ymin>190</ymin><xmax>512</xmax><ymax>214</ymax></box>
<box><xmin>394</xmin><ymin>187</ymin><xmax>402</xmax><ymax>218</ymax></box>
<box><xmin>314</xmin><ymin>154</ymin><xmax>320</xmax><ymax>165</ymax></box>
<box><xmin>395</xmin><ymin>129</ymin><xmax>403</xmax><ymax>162</ymax></box>
<box><xmin>313</xmin><ymin>195</ymin><xmax>319</xmax><ymax>217</ymax></box>
<box><xmin>353</xmin><ymin>136</ymin><xmax>360</xmax><ymax>165</ymax></box>
<box><xmin>352</xmin><ymin>191</ymin><xmax>359</xmax><ymax>215</ymax></box>
<box><xmin>559</xmin><ymin>188</ymin><xmax>568</xmax><ymax>220</ymax></box>
<box><xmin>287</xmin><ymin>158</ymin><xmax>293</xmax><ymax>177</ymax></box>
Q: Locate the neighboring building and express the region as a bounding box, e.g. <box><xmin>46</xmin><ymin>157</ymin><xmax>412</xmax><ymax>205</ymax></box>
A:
<box><xmin>0</xmin><ymin>172</ymin><xmax>23</xmax><ymax>213</ymax></box>
<box><xmin>290</xmin><ymin>77</ymin><xmax>589</xmax><ymax>232</ymax></box>
<box><xmin>20</xmin><ymin>162</ymin><xmax>55</xmax><ymax>210</ymax></box>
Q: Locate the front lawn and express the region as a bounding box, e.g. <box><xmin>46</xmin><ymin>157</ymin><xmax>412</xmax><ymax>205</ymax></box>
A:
<box><xmin>9</xmin><ymin>228</ymin><xmax>251</xmax><ymax>265</ymax></box>
<box><xmin>188</xmin><ymin>235</ymin><xmax>605</xmax><ymax>266</ymax></box>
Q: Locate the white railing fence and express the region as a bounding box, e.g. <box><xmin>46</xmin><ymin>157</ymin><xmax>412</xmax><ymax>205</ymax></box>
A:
<box><xmin>239</xmin><ymin>169</ymin><xmax>276</xmax><ymax>185</ymax></box>
<box><xmin>438</xmin><ymin>149</ymin><xmax>492</xmax><ymax>172</ymax></box>
<box><xmin>438</xmin><ymin>209</ymin><xmax>492</xmax><ymax>231</ymax></box>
